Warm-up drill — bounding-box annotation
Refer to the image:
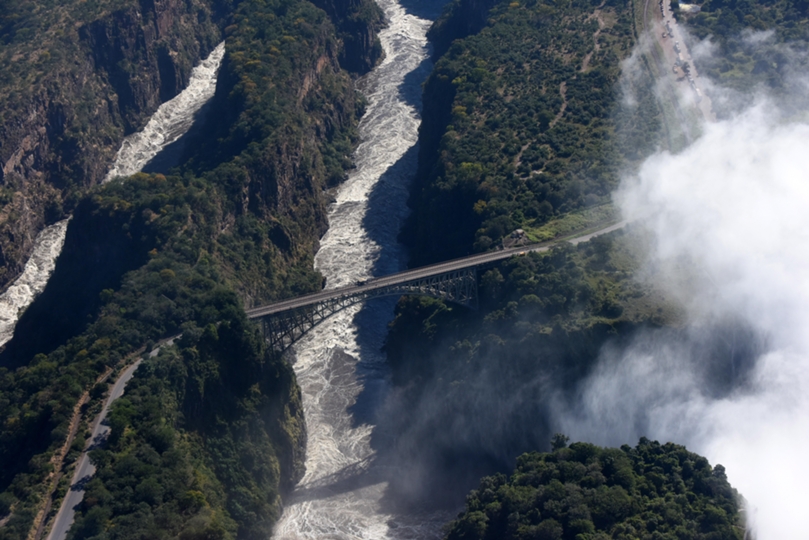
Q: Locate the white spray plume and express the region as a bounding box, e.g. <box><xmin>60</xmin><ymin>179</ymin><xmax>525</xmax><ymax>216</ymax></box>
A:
<box><xmin>555</xmin><ymin>67</ymin><xmax>809</xmax><ymax>539</ymax></box>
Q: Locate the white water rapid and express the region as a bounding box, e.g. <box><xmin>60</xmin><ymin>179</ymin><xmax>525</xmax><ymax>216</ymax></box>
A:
<box><xmin>104</xmin><ymin>41</ymin><xmax>226</xmax><ymax>182</ymax></box>
<box><xmin>0</xmin><ymin>220</ymin><xmax>69</xmax><ymax>347</ymax></box>
<box><xmin>0</xmin><ymin>42</ymin><xmax>224</xmax><ymax>349</ymax></box>
<box><xmin>271</xmin><ymin>2</ymin><xmax>453</xmax><ymax>538</ymax></box>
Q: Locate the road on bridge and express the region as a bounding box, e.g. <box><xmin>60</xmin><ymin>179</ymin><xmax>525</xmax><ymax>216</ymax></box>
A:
<box><xmin>245</xmin><ymin>220</ymin><xmax>627</xmax><ymax>319</ymax></box>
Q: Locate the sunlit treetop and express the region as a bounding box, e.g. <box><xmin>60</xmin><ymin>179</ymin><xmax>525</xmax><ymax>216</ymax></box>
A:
<box><xmin>445</xmin><ymin>437</ymin><xmax>745</xmax><ymax>540</ymax></box>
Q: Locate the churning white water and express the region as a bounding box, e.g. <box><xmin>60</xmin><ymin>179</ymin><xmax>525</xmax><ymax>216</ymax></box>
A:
<box><xmin>0</xmin><ymin>219</ymin><xmax>69</xmax><ymax>347</ymax></box>
<box><xmin>104</xmin><ymin>41</ymin><xmax>225</xmax><ymax>182</ymax></box>
<box><xmin>0</xmin><ymin>43</ymin><xmax>224</xmax><ymax>349</ymax></box>
<box><xmin>271</xmin><ymin>1</ymin><xmax>452</xmax><ymax>538</ymax></box>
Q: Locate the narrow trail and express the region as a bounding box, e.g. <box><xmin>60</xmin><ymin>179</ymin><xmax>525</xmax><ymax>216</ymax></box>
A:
<box><xmin>581</xmin><ymin>1</ymin><xmax>607</xmax><ymax>72</ymax></box>
<box><xmin>44</xmin><ymin>359</ymin><xmax>146</xmax><ymax>540</ymax></box>
<box><xmin>43</xmin><ymin>337</ymin><xmax>176</xmax><ymax>540</ymax></box>
<box><xmin>26</xmin><ymin>366</ymin><xmax>114</xmax><ymax>540</ymax></box>
<box><xmin>550</xmin><ymin>0</ymin><xmax>606</xmax><ymax>134</ymax></box>
<box><xmin>550</xmin><ymin>81</ymin><xmax>568</xmax><ymax>128</ymax></box>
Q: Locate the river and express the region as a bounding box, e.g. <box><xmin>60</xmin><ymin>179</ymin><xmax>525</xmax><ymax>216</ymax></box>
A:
<box><xmin>271</xmin><ymin>0</ymin><xmax>453</xmax><ymax>538</ymax></box>
<box><xmin>2</xmin><ymin>1</ymin><xmax>454</xmax><ymax>534</ymax></box>
<box><xmin>0</xmin><ymin>43</ymin><xmax>225</xmax><ymax>349</ymax></box>
<box><xmin>0</xmin><ymin>220</ymin><xmax>69</xmax><ymax>347</ymax></box>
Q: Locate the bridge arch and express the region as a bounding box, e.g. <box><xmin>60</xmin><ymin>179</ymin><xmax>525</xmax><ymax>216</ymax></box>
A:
<box><xmin>253</xmin><ymin>268</ymin><xmax>477</xmax><ymax>353</ymax></box>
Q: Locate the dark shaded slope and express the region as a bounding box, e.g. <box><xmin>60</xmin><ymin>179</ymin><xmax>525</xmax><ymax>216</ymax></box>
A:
<box><xmin>0</xmin><ymin>0</ymin><xmax>381</xmax><ymax>536</ymax></box>
<box><xmin>0</xmin><ymin>0</ymin><xmax>224</xmax><ymax>290</ymax></box>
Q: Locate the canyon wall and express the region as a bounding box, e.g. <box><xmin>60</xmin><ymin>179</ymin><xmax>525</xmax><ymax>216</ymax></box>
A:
<box><xmin>0</xmin><ymin>0</ymin><xmax>225</xmax><ymax>290</ymax></box>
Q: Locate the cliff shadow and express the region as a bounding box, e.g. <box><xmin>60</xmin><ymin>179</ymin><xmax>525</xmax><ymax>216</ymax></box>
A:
<box><xmin>341</xmin><ymin>148</ymin><xmax>419</xmax><ymax>425</ymax></box>
<box><xmin>284</xmin><ymin>455</ymin><xmax>385</xmax><ymax>504</ymax></box>
<box><xmin>338</xmin><ymin>143</ymin><xmax>483</xmax><ymax>514</ymax></box>
<box><xmin>397</xmin><ymin>55</ymin><xmax>434</xmax><ymax>112</ymax></box>
<box><xmin>397</xmin><ymin>0</ymin><xmax>450</xmax><ymax>20</ymax></box>
<box><xmin>142</xmin><ymin>99</ymin><xmax>215</xmax><ymax>175</ymax></box>
<box><xmin>0</xmin><ymin>203</ymin><xmax>151</xmax><ymax>368</ymax></box>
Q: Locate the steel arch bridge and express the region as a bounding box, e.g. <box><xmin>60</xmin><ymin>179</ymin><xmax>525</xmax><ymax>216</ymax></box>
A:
<box><xmin>246</xmin><ymin>268</ymin><xmax>477</xmax><ymax>353</ymax></box>
<box><xmin>244</xmin><ymin>220</ymin><xmax>627</xmax><ymax>353</ymax></box>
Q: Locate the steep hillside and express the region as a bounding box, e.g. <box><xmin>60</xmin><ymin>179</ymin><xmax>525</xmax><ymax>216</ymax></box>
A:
<box><xmin>0</xmin><ymin>0</ymin><xmax>382</xmax><ymax>536</ymax></box>
<box><xmin>445</xmin><ymin>438</ymin><xmax>744</xmax><ymax>540</ymax></box>
<box><xmin>382</xmin><ymin>0</ymin><xmax>758</xmax><ymax>505</ymax></box>
<box><xmin>381</xmin><ymin>228</ymin><xmax>722</xmax><ymax>499</ymax></box>
<box><xmin>308</xmin><ymin>0</ymin><xmax>385</xmax><ymax>72</ymax></box>
<box><xmin>0</xmin><ymin>0</ymin><xmax>383</xmax><ymax>294</ymax></box>
<box><xmin>403</xmin><ymin>0</ymin><xmax>660</xmax><ymax>266</ymax></box>
<box><xmin>0</xmin><ymin>0</ymin><xmax>225</xmax><ymax>290</ymax></box>
<box><xmin>427</xmin><ymin>0</ymin><xmax>500</xmax><ymax>58</ymax></box>
<box><xmin>0</xmin><ymin>174</ymin><xmax>309</xmax><ymax>539</ymax></box>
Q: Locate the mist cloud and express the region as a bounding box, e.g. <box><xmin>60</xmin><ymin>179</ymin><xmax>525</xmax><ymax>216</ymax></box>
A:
<box><xmin>555</xmin><ymin>53</ymin><xmax>809</xmax><ymax>537</ymax></box>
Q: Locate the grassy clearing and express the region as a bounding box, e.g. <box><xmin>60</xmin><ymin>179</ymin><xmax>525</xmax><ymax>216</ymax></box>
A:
<box><xmin>522</xmin><ymin>202</ymin><xmax>621</xmax><ymax>243</ymax></box>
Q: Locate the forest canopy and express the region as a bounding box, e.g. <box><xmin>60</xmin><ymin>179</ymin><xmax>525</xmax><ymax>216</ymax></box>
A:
<box><xmin>445</xmin><ymin>438</ymin><xmax>744</xmax><ymax>540</ymax></box>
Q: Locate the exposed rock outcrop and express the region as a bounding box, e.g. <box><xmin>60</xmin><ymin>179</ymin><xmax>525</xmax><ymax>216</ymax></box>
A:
<box><xmin>0</xmin><ymin>0</ymin><xmax>223</xmax><ymax>291</ymax></box>
<box><xmin>309</xmin><ymin>0</ymin><xmax>385</xmax><ymax>73</ymax></box>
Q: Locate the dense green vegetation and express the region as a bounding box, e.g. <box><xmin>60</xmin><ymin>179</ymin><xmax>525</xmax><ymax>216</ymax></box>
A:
<box><xmin>382</xmin><ymin>231</ymin><xmax>696</xmax><ymax>501</ymax></box>
<box><xmin>186</xmin><ymin>0</ymin><xmax>364</xmax><ymax>187</ymax></box>
<box><xmin>3</xmin><ymin>0</ymin><xmax>787</xmax><ymax>534</ymax></box>
<box><xmin>0</xmin><ymin>173</ymin><xmax>312</xmax><ymax>540</ymax></box>
<box><xmin>403</xmin><ymin>0</ymin><xmax>662</xmax><ymax>265</ymax></box>
<box><xmin>71</xmin><ymin>315</ymin><xmax>304</xmax><ymax>540</ymax></box>
<box><xmin>385</xmin><ymin>0</ymin><xmax>756</xmax><ymax>511</ymax></box>
<box><xmin>683</xmin><ymin>0</ymin><xmax>809</xmax><ymax>40</ymax></box>
<box><xmin>445</xmin><ymin>438</ymin><xmax>744</xmax><ymax>540</ymax></box>
<box><xmin>677</xmin><ymin>0</ymin><xmax>809</xmax><ymax>115</ymax></box>
<box><xmin>0</xmin><ymin>0</ymin><xmax>382</xmax><ymax>535</ymax></box>
<box><xmin>386</xmin><ymin>0</ymin><xmax>668</xmax><ymax>491</ymax></box>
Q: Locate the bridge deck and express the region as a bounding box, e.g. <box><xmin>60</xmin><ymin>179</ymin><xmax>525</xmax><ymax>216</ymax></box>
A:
<box><xmin>245</xmin><ymin>220</ymin><xmax>626</xmax><ymax>319</ymax></box>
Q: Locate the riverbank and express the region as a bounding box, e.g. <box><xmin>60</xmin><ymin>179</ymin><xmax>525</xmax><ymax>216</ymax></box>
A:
<box><xmin>271</xmin><ymin>0</ymin><xmax>458</xmax><ymax>537</ymax></box>
<box><xmin>0</xmin><ymin>0</ymin><xmax>384</xmax><ymax>536</ymax></box>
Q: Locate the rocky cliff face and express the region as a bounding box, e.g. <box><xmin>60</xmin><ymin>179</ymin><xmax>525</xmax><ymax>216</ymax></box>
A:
<box><xmin>0</xmin><ymin>0</ymin><xmax>380</xmax><ymax>536</ymax></box>
<box><xmin>180</xmin><ymin>0</ymin><xmax>372</xmax><ymax>307</ymax></box>
<box><xmin>0</xmin><ymin>0</ymin><xmax>223</xmax><ymax>290</ymax></box>
<box><xmin>0</xmin><ymin>0</ymin><xmax>382</xmax><ymax>294</ymax></box>
<box><xmin>427</xmin><ymin>0</ymin><xmax>499</xmax><ymax>58</ymax></box>
<box><xmin>78</xmin><ymin>0</ymin><xmax>223</xmax><ymax>131</ymax></box>
<box><xmin>309</xmin><ymin>0</ymin><xmax>385</xmax><ymax>73</ymax></box>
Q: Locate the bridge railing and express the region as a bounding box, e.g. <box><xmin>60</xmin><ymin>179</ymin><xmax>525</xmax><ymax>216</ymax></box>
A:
<box><xmin>248</xmin><ymin>219</ymin><xmax>628</xmax><ymax>352</ymax></box>
<box><xmin>256</xmin><ymin>268</ymin><xmax>477</xmax><ymax>352</ymax></box>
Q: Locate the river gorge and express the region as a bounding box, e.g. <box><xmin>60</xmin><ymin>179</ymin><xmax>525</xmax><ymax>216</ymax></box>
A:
<box><xmin>1</xmin><ymin>0</ymin><xmax>455</xmax><ymax>536</ymax></box>
<box><xmin>272</xmin><ymin>0</ymin><xmax>457</xmax><ymax>537</ymax></box>
<box><xmin>3</xmin><ymin>0</ymin><xmax>791</xmax><ymax>536</ymax></box>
